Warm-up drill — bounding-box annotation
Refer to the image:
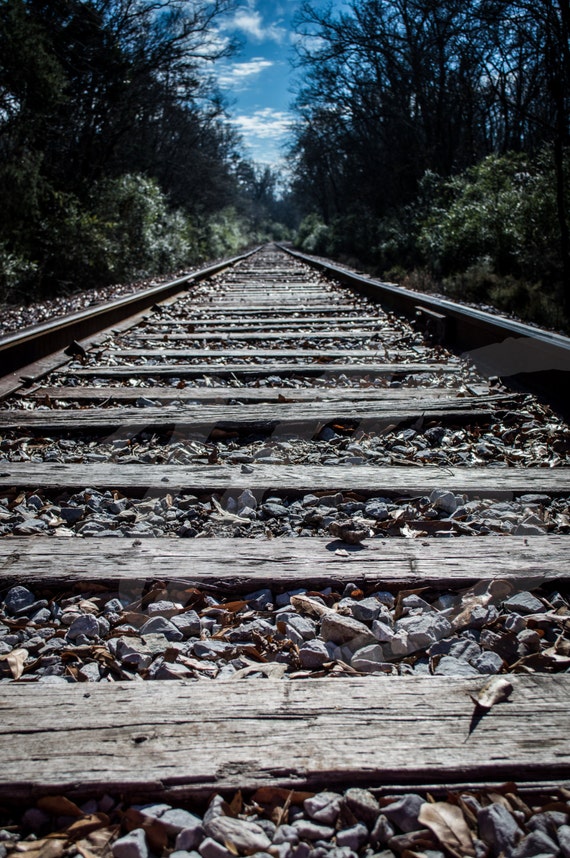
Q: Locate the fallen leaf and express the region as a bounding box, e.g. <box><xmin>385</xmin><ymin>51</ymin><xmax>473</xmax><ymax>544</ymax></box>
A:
<box><xmin>14</xmin><ymin>840</ymin><xmax>67</xmax><ymax>858</ymax></box>
<box><xmin>418</xmin><ymin>802</ymin><xmax>475</xmax><ymax>858</ymax></box>
<box><xmin>37</xmin><ymin>795</ymin><xmax>83</xmax><ymax>817</ymax></box>
<box><xmin>75</xmin><ymin>826</ymin><xmax>119</xmax><ymax>858</ymax></box>
<box><xmin>290</xmin><ymin>594</ymin><xmax>329</xmax><ymax>618</ymax></box>
<box><xmin>400</xmin><ymin>523</ymin><xmax>426</xmax><ymax>539</ymax></box>
<box><xmin>65</xmin><ymin>814</ymin><xmax>110</xmax><ymax>840</ymax></box>
<box><xmin>4</xmin><ymin>647</ymin><xmax>29</xmax><ymax>680</ymax></box>
<box><xmin>230</xmin><ymin>663</ymin><xmax>287</xmax><ymax>680</ymax></box>
<box><xmin>469</xmin><ymin>677</ymin><xmax>514</xmax><ymax>711</ymax></box>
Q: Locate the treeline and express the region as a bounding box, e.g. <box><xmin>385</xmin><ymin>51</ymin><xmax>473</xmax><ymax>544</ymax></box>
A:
<box><xmin>0</xmin><ymin>0</ymin><xmax>288</xmax><ymax>304</ymax></box>
<box><xmin>289</xmin><ymin>0</ymin><xmax>570</xmax><ymax>327</ymax></box>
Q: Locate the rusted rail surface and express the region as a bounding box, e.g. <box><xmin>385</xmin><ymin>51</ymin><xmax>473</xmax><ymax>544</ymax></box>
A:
<box><xmin>0</xmin><ymin>244</ymin><xmax>569</xmax><ymax>808</ymax></box>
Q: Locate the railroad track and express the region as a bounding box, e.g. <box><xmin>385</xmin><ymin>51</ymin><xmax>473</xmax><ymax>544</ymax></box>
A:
<box><xmin>0</xmin><ymin>245</ymin><xmax>569</xmax><ymax>851</ymax></box>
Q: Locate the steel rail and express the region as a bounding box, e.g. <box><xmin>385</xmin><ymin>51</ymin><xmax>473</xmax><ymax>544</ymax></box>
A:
<box><xmin>0</xmin><ymin>247</ymin><xmax>259</xmax><ymax>375</ymax></box>
<box><xmin>280</xmin><ymin>244</ymin><xmax>570</xmax><ymax>416</ymax></box>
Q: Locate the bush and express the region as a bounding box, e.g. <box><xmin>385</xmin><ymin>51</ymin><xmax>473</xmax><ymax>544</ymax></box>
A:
<box><xmin>0</xmin><ymin>242</ymin><xmax>38</xmax><ymax>304</ymax></box>
<box><xmin>417</xmin><ymin>150</ymin><xmax>566</xmax><ymax>285</ymax></box>
<box><xmin>201</xmin><ymin>207</ymin><xmax>251</xmax><ymax>258</ymax></box>
<box><xmin>91</xmin><ymin>174</ymin><xmax>195</xmax><ymax>279</ymax></box>
<box><xmin>296</xmin><ymin>213</ymin><xmax>331</xmax><ymax>254</ymax></box>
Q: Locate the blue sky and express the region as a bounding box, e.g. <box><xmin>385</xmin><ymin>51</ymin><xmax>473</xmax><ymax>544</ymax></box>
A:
<box><xmin>216</xmin><ymin>0</ymin><xmax>307</xmax><ymax>169</ymax></box>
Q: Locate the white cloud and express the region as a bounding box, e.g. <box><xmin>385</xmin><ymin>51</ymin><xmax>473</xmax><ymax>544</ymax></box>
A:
<box><xmin>218</xmin><ymin>58</ymin><xmax>274</xmax><ymax>90</ymax></box>
<box><xmin>233</xmin><ymin>107</ymin><xmax>292</xmax><ymax>140</ymax></box>
<box><xmin>221</xmin><ymin>3</ymin><xmax>287</xmax><ymax>43</ymax></box>
<box><xmin>232</xmin><ymin>107</ymin><xmax>293</xmax><ymax>166</ymax></box>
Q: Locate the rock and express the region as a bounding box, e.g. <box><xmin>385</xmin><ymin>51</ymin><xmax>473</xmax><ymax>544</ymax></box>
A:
<box><xmin>287</xmin><ymin>615</ymin><xmax>317</xmax><ymax>640</ymax></box>
<box><xmin>276</xmin><ymin>589</ymin><xmax>307</xmax><ymax>607</ymax></box>
<box><xmin>371</xmin><ymin>620</ymin><xmax>394</xmax><ymax>643</ymax></box>
<box><xmin>117</xmin><ymin>639</ymin><xmax>152</xmax><ymax>669</ymax></box>
<box><xmin>140</xmin><ymin>616</ymin><xmax>184</xmax><ymax>641</ymax></box>
<box><xmin>171</xmin><ymin>610</ymin><xmax>201</xmax><ymax>637</ymax></box>
<box><xmin>14</xmin><ymin>599</ymin><xmax>49</xmax><ymax>619</ymax></box>
<box><xmin>262</xmin><ymin>502</ymin><xmax>289</xmax><ymax>518</ymax></box>
<box><xmin>336</xmin><ymin>825</ymin><xmax>368</xmax><ymax>851</ymax></box>
<box><xmin>477</xmin><ymin>803</ymin><xmax>522</xmax><ymax>856</ymax></box>
<box><xmin>21</xmin><ymin>807</ymin><xmax>50</xmax><ymax>833</ymax></box>
<box><xmin>447</xmin><ymin>638</ymin><xmax>481</xmax><ymax>662</ymax></box>
<box><xmin>503</xmin><ymin>592</ymin><xmax>543</xmax><ymax>614</ymax></box>
<box><xmin>401</xmin><ymin>595</ymin><xmax>436</xmax><ymax>613</ymax></box>
<box><xmin>291</xmin><ymin>821</ymin><xmax>335</xmax><ymax>841</ymax></box>
<box><xmin>199</xmin><ymin>838</ymin><xmax>234</xmax><ymax>858</ymax></box>
<box><xmin>434</xmin><ymin>656</ymin><xmax>479</xmax><ymax>676</ymax></box>
<box><xmin>557</xmin><ymin>825</ymin><xmax>570</xmax><ymax>858</ymax></box>
<box><xmin>290</xmin><ymin>845</ymin><xmax>310</xmax><ymax>858</ymax></box>
<box><xmin>344</xmin><ymin>788</ymin><xmax>381</xmax><ymax>825</ymax></box>
<box><xmin>303</xmin><ymin>793</ymin><xmax>342</xmax><ymax>825</ymax></box>
<box><xmin>382</xmin><ymin>794</ymin><xmax>425</xmax><ymax>833</ymax></box>
<box><xmin>527</xmin><ymin>811</ymin><xmax>568</xmax><ymax>834</ymax></box>
<box><xmin>112</xmin><ymin>829</ymin><xmax>149</xmax><ymax>858</ymax></box>
<box><xmin>66</xmin><ymin>614</ymin><xmax>100</xmax><ymax>641</ymax></box>
<box><xmin>78</xmin><ymin>662</ymin><xmax>101</xmax><ymax>682</ymax></box>
<box><xmin>3</xmin><ymin>586</ymin><xmax>35</xmax><ymax>615</ymax></box>
<box><xmin>511</xmin><ymin>830</ymin><xmax>559</xmax><ymax>858</ymax></box>
<box><xmin>245</xmin><ymin>589</ymin><xmax>274</xmax><ymax>610</ymax></box>
<box><xmin>155</xmin><ymin>662</ymin><xmax>193</xmax><ymax>680</ymax></box>
<box><xmin>59</xmin><ymin>506</ymin><xmax>85</xmax><ymax>524</ymax></box>
<box><xmin>327</xmin><ymin>849</ymin><xmax>357</xmax><ymax>858</ymax></box>
<box><xmin>349</xmin><ymin>598</ymin><xmax>382</xmax><ymax>623</ymax></box>
<box><xmin>370</xmin><ymin>815</ymin><xmax>395</xmax><ymax>847</ymax></box>
<box><xmin>364</xmin><ymin>501</ymin><xmax>389</xmax><ymax>521</ymax></box>
<box><xmin>351</xmin><ymin>645</ymin><xmax>391</xmax><ymax>673</ymax></box>
<box><xmin>513</xmin><ymin>523</ymin><xmax>546</xmax><ymax>536</ymax></box>
<box><xmin>205</xmin><ymin>816</ymin><xmax>272</xmax><ymax>854</ymax></box>
<box><xmin>273</xmin><ymin>825</ymin><xmax>300</xmax><ymax>846</ymax></box>
<box><xmin>238</xmin><ymin>489</ymin><xmax>257</xmax><ymax>513</ymax></box>
<box><xmin>203</xmin><ymin>795</ymin><xmax>226</xmax><ymax>825</ymax></box>
<box><xmin>227</xmin><ymin>620</ymin><xmax>274</xmax><ymax>643</ymax></box>
<box><xmin>147</xmin><ymin>600</ymin><xmax>181</xmax><ymax>615</ymax></box>
<box><xmin>171</xmin><ymin>852</ymin><xmax>201</xmax><ymax>858</ymax></box>
<box><xmin>139</xmin><ymin>807</ymin><xmax>203</xmax><ymax>837</ymax></box>
<box><xmin>320</xmin><ymin>613</ymin><xmax>376</xmax><ymax>646</ymax></box>
<box><xmin>471</xmin><ymin>651</ymin><xmax>504</xmax><ymax>674</ymax></box>
<box><xmin>395</xmin><ymin>613</ymin><xmax>453</xmax><ymax>652</ymax></box>
<box><xmin>193</xmin><ymin>640</ymin><xmax>234</xmax><ymax>659</ymax></box>
<box><xmin>430</xmin><ymin>489</ymin><xmax>458</xmax><ymax>514</ymax></box>
<box><xmin>299</xmin><ymin>640</ymin><xmax>331</xmax><ymax>669</ymax></box>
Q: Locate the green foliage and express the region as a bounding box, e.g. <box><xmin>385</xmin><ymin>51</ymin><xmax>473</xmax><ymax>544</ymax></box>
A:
<box><xmin>0</xmin><ymin>0</ymin><xmax>277</xmax><ymax>305</ymax></box>
<box><xmin>0</xmin><ymin>243</ymin><xmax>38</xmax><ymax>304</ymax></box>
<box><xmin>201</xmin><ymin>207</ymin><xmax>252</xmax><ymax>259</ymax></box>
<box><xmin>296</xmin><ymin>214</ymin><xmax>331</xmax><ymax>254</ymax></box>
<box><xmin>418</xmin><ymin>152</ymin><xmax>563</xmax><ymax>282</ymax></box>
<box><xmin>91</xmin><ymin>174</ymin><xmax>194</xmax><ymax>279</ymax></box>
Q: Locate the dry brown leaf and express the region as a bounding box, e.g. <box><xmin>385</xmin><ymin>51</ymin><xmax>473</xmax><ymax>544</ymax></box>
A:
<box><xmin>65</xmin><ymin>814</ymin><xmax>110</xmax><ymax>840</ymax></box>
<box><xmin>469</xmin><ymin>677</ymin><xmax>514</xmax><ymax>711</ymax></box>
<box><xmin>37</xmin><ymin>795</ymin><xmax>83</xmax><ymax>817</ymax></box>
<box><xmin>14</xmin><ymin>840</ymin><xmax>67</xmax><ymax>858</ymax></box>
<box><xmin>75</xmin><ymin>825</ymin><xmax>119</xmax><ymax>858</ymax></box>
<box><xmin>78</xmin><ymin>600</ymin><xmax>100</xmax><ymax>614</ymax></box>
<box><xmin>5</xmin><ymin>647</ymin><xmax>29</xmax><ymax>680</ymax></box>
<box><xmin>400</xmin><ymin>523</ymin><xmax>426</xmax><ymax>539</ymax></box>
<box><xmin>418</xmin><ymin>801</ymin><xmax>475</xmax><ymax>858</ymax></box>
